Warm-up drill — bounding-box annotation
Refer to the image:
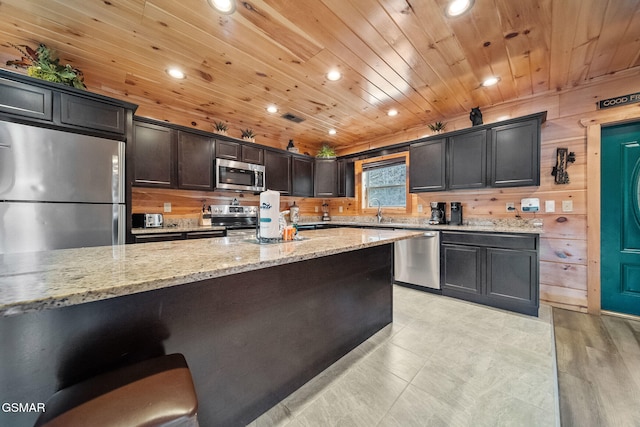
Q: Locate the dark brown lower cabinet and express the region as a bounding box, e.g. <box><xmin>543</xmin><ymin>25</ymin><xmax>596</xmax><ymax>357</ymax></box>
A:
<box><xmin>441</xmin><ymin>231</ymin><xmax>539</xmax><ymax>316</ymax></box>
<box><xmin>133</xmin><ymin>229</ymin><xmax>225</xmax><ymax>243</ymax></box>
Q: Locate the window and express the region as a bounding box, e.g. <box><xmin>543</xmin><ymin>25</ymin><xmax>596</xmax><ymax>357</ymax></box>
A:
<box><xmin>362</xmin><ymin>160</ymin><xmax>406</xmax><ymax>208</ymax></box>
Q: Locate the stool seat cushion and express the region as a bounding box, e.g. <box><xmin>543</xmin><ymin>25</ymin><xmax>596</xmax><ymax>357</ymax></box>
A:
<box><xmin>35</xmin><ymin>353</ymin><xmax>198</xmax><ymax>427</ymax></box>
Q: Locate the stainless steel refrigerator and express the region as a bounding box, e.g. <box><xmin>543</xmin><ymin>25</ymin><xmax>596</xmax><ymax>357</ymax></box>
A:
<box><xmin>0</xmin><ymin>121</ymin><xmax>125</xmax><ymax>254</ymax></box>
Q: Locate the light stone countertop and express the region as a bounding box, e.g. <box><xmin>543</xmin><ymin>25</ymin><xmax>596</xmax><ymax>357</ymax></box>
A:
<box><xmin>0</xmin><ymin>228</ymin><xmax>423</xmax><ymax>317</ymax></box>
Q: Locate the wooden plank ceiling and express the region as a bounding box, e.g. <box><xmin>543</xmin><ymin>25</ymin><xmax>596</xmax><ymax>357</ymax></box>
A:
<box><xmin>0</xmin><ymin>0</ymin><xmax>639</xmax><ymax>153</ymax></box>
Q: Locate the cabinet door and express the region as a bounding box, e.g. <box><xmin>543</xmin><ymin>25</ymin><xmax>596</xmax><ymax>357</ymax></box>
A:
<box><xmin>216</xmin><ymin>140</ymin><xmax>241</xmax><ymax>160</ymax></box>
<box><xmin>265</xmin><ymin>150</ymin><xmax>291</xmax><ymax>194</ymax></box>
<box><xmin>314</xmin><ymin>159</ymin><xmax>338</xmax><ymax>197</ymax></box>
<box><xmin>0</xmin><ymin>77</ymin><xmax>52</xmax><ymax>121</ymax></box>
<box><xmin>178</xmin><ymin>131</ymin><xmax>213</xmax><ymax>190</ymax></box>
<box><xmin>132</xmin><ymin>121</ymin><xmax>175</xmax><ymax>187</ymax></box>
<box><xmin>241</xmin><ymin>144</ymin><xmax>264</xmax><ymax>164</ymax></box>
<box><xmin>441</xmin><ymin>244</ymin><xmax>482</xmax><ymax>295</ymax></box>
<box><xmin>489</xmin><ymin>119</ymin><xmax>540</xmax><ymax>187</ymax></box>
<box><xmin>410</xmin><ymin>139</ymin><xmax>446</xmax><ymax>192</ymax></box>
<box><xmin>486</xmin><ymin>248</ymin><xmax>538</xmax><ymax>308</ymax></box>
<box><xmin>292</xmin><ymin>156</ymin><xmax>314</xmax><ymax>197</ymax></box>
<box><xmin>338</xmin><ymin>160</ymin><xmax>355</xmax><ymax>197</ymax></box>
<box><xmin>60</xmin><ymin>93</ymin><xmax>125</xmax><ymax>134</ymax></box>
<box><xmin>448</xmin><ymin>130</ymin><xmax>486</xmax><ymax>189</ymax></box>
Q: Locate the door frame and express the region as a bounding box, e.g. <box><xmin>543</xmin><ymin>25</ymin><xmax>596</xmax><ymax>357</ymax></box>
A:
<box><xmin>582</xmin><ymin>105</ymin><xmax>640</xmax><ymax>315</ymax></box>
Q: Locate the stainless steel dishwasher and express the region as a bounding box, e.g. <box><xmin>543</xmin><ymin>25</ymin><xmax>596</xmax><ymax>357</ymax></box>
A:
<box><xmin>394</xmin><ymin>231</ymin><xmax>440</xmax><ymax>289</ymax></box>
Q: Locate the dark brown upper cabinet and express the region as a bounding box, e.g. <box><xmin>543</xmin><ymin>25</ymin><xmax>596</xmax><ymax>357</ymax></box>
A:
<box><xmin>132</xmin><ymin>120</ymin><xmax>176</xmax><ymax>188</ymax></box>
<box><xmin>314</xmin><ymin>159</ymin><xmax>338</xmax><ymax>197</ymax></box>
<box><xmin>178</xmin><ymin>131</ymin><xmax>214</xmax><ymax>190</ymax></box>
<box><xmin>489</xmin><ymin>118</ymin><xmax>541</xmax><ymax>187</ymax></box>
<box><xmin>409</xmin><ymin>138</ymin><xmax>446</xmax><ymax>192</ymax></box>
<box><xmin>292</xmin><ymin>156</ymin><xmax>314</xmax><ymax>197</ymax></box>
<box><xmin>264</xmin><ymin>149</ymin><xmax>291</xmax><ymax>194</ymax></box>
<box><xmin>448</xmin><ymin>129</ymin><xmax>487</xmax><ymax>190</ymax></box>
<box><xmin>215</xmin><ymin>139</ymin><xmax>264</xmax><ymax>164</ymax></box>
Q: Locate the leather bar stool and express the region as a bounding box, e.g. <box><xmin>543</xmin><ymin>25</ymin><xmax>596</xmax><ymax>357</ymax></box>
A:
<box><xmin>35</xmin><ymin>353</ymin><xmax>199</xmax><ymax>427</ymax></box>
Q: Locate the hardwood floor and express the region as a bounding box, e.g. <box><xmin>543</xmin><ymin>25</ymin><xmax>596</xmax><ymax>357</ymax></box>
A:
<box><xmin>553</xmin><ymin>308</ymin><xmax>640</xmax><ymax>426</ymax></box>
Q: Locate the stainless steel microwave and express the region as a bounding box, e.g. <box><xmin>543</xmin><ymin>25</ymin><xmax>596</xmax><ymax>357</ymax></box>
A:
<box><xmin>215</xmin><ymin>158</ymin><xmax>265</xmax><ymax>192</ymax></box>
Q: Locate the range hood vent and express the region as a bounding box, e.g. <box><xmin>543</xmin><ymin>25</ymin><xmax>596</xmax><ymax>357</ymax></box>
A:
<box><xmin>281</xmin><ymin>112</ymin><xmax>305</xmax><ymax>123</ymax></box>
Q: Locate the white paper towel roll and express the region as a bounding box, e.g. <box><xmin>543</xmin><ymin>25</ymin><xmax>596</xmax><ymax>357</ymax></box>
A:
<box><xmin>259</xmin><ymin>190</ymin><xmax>280</xmax><ymax>238</ymax></box>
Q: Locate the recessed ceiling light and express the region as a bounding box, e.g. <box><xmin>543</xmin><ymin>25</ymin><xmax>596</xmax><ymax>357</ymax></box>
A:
<box><xmin>326</xmin><ymin>70</ymin><xmax>342</xmax><ymax>81</ymax></box>
<box><xmin>266</xmin><ymin>105</ymin><xmax>278</xmax><ymax>113</ymax></box>
<box><xmin>328</xmin><ymin>129</ymin><xmax>337</xmax><ymax>135</ymax></box>
<box><xmin>208</xmin><ymin>0</ymin><xmax>236</xmax><ymax>14</ymax></box>
<box><xmin>482</xmin><ymin>76</ymin><xmax>500</xmax><ymax>87</ymax></box>
<box><xmin>387</xmin><ymin>109</ymin><xmax>398</xmax><ymax>117</ymax></box>
<box><xmin>166</xmin><ymin>68</ymin><xmax>186</xmax><ymax>79</ymax></box>
<box><xmin>445</xmin><ymin>0</ymin><xmax>474</xmax><ymax>17</ymax></box>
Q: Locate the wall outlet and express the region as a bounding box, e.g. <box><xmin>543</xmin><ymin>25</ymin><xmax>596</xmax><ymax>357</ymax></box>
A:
<box><xmin>506</xmin><ymin>202</ymin><xmax>515</xmax><ymax>212</ymax></box>
<box><xmin>314</xmin><ymin>206</ymin><xmax>319</xmax><ymax>212</ymax></box>
<box><xmin>417</xmin><ymin>204</ymin><xmax>423</xmax><ymax>213</ymax></box>
<box><xmin>545</xmin><ymin>200</ymin><xmax>555</xmax><ymax>213</ymax></box>
<box><xmin>163</xmin><ymin>202</ymin><xmax>172</xmax><ymax>213</ymax></box>
<box><xmin>562</xmin><ymin>200</ymin><xmax>573</xmax><ymax>212</ymax></box>
<box><xmin>338</xmin><ymin>206</ymin><xmax>343</xmax><ymax>213</ymax></box>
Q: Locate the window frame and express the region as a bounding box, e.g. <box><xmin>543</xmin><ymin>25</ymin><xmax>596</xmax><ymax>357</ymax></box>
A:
<box><xmin>356</xmin><ymin>152</ymin><xmax>411</xmax><ymax>215</ymax></box>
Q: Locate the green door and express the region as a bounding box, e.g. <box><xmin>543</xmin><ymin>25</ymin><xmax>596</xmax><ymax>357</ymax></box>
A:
<box><xmin>601</xmin><ymin>121</ymin><xmax>640</xmax><ymax>316</ymax></box>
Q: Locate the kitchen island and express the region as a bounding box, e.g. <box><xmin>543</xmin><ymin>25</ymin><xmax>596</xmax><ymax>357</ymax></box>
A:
<box><xmin>0</xmin><ymin>228</ymin><xmax>422</xmax><ymax>427</ymax></box>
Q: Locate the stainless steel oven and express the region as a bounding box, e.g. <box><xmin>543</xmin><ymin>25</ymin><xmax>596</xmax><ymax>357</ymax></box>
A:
<box><xmin>210</xmin><ymin>203</ymin><xmax>258</xmax><ymax>237</ymax></box>
<box><xmin>215</xmin><ymin>158</ymin><xmax>265</xmax><ymax>192</ymax></box>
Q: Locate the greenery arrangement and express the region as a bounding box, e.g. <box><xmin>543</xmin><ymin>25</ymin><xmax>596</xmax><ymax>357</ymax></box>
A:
<box><xmin>214</xmin><ymin>121</ymin><xmax>228</xmax><ymax>133</ymax></box>
<box><xmin>316</xmin><ymin>143</ymin><xmax>337</xmax><ymax>158</ymax></box>
<box><xmin>240</xmin><ymin>128</ymin><xmax>256</xmax><ymax>140</ymax></box>
<box><xmin>6</xmin><ymin>43</ymin><xmax>86</xmax><ymax>89</ymax></box>
<box><xmin>428</xmin><ymin>121</ymin><xmax>447</xmax><ymax>133</ymax></box>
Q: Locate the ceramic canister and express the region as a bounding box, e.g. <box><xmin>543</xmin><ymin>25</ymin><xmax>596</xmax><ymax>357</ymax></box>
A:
<box><xmin>259</xmin><ymin>189</ymin><xmax>280</xmax><ymax>238</ymax></box>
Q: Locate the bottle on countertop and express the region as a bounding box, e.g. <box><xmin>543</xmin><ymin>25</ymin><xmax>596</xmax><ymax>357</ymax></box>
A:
<box><xmin>289</xmin><ymin>201</ymin><xmax>300</xmax><ymax>225</ymax></box>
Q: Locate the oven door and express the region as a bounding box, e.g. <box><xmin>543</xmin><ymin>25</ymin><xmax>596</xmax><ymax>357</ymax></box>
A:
<box><xmin>216</xmin><ymin>158</ymin><xmax>265</xmax><ymax>192</ymax></box>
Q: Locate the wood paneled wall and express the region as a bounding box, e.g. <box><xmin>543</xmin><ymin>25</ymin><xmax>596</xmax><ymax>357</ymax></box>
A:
<box><xmin>132</xmin><ymin>69</ymin><xmax>640</xmax><ymax>313</ymax></box>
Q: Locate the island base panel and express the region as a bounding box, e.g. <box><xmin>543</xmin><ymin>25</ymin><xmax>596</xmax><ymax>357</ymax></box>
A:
<box><xmin>0</xmin><ymin>244</ymin><xmax>392</xmax><ymax>427</ymax></box>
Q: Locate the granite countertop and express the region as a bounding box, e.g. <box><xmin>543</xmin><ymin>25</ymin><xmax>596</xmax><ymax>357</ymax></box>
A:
<box><xmin>0</xmin><ymin>228</ymin><xmax>422</xmax><ymax>317</ymax></box>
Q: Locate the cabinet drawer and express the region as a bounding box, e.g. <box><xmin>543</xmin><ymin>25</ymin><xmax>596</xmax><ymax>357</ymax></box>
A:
<box><xmin>60</xmin><ymin>93</ymin><xmax>125</xmax><ymax>134</ymax></box>
<box><xmin>0</xmin><ymin>77</ymin><xmax>52</xmax><ymax>121</ymax></box>
<box><xmin>186</xmin><ymin>230</ymin><xmax>225</xmax><ymax>239</ymax></box>
<box><xmin>441</xmin><ymin>231</ymin><xmax>537</xmax><ymax>250</ymax></box>
<box><xmin>134</xmin><ymin>233</ymin><xmax>184</xmax><ymax>243</ymax></box>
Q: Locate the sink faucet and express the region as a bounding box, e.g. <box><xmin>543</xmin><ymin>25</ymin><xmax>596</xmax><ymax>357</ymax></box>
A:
<box><xmin>371</xmin><ymin>198</ymin><xmax>382</xmax><ymax>223</ymax></box>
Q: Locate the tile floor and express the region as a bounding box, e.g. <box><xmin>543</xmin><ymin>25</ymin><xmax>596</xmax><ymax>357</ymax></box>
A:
<box><xmin>248</xmin><ymin>285</ymin><xmax>559</xmax><ymax>426</ymax></box>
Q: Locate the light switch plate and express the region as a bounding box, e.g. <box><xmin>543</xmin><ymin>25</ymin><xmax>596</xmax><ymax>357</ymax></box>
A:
<box><xmin>417</xmin><ymin>204</ymin><xmax>423</xmax><ymax>213</ymax></box>
<box><xmin>562</xmin><ymin>200</ymin><xmax>573</xmax><ymax>212</ymax></box>
<box><xmin>338</xmin><ymin>206</ymin><xmax>343</xmax><ymax>213</ymax></box>
<box><xmin>164</xmin><ymin>202</ymin><xmax>172</xmax><ymax>213</ymax></box>
<box><xmin>545</xmin><ymin>200</ymin><xmax>555</xmax><ymax>213</ymax></box>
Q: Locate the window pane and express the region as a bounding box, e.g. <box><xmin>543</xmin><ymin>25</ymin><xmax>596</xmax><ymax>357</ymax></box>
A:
<box><xmin>368</xmin><ymin>186</ymin><xmax>406</xmax><ymax>207</ymax></box>
<box><xmin>365</xmin><ymin>163</ymin><xmax>406</xmax><ymax>207</ymax></box>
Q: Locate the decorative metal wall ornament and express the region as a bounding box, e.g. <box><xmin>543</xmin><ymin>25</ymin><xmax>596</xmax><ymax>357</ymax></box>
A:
<box><xmin>551</xmin><ymin>147</ymin><xmax>576</xmax><ymax>184</ymax></box>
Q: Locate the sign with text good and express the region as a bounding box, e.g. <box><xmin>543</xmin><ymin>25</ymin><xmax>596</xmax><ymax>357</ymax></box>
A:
<box><xmin>598</xmin><ymin>92</ymin><xmax>640</xmax><ymax>109</ymax></box>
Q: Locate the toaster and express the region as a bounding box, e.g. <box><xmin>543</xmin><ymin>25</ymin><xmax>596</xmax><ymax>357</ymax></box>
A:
<box><xmin>132</xmin><ymin>213</ymin><xmax>163</xmax><ymax>228</ymax></box>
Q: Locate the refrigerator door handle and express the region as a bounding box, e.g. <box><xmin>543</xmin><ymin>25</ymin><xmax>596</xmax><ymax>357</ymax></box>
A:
<box><xmin>114</xmin><ymin>204</ymin><xmax>126</xmax><ymax>245</ymax></box>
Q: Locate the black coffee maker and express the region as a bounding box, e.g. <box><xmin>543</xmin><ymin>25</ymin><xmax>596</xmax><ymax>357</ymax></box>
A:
<box><xmin>450</xmin><ymin>202</ymin><xmax>463</xmax><ymax>225</ymax></box>
<box><xmin>428</xmin><ymin>202</ymin><xmax>447</xmax><ymax>225</ymax></box>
